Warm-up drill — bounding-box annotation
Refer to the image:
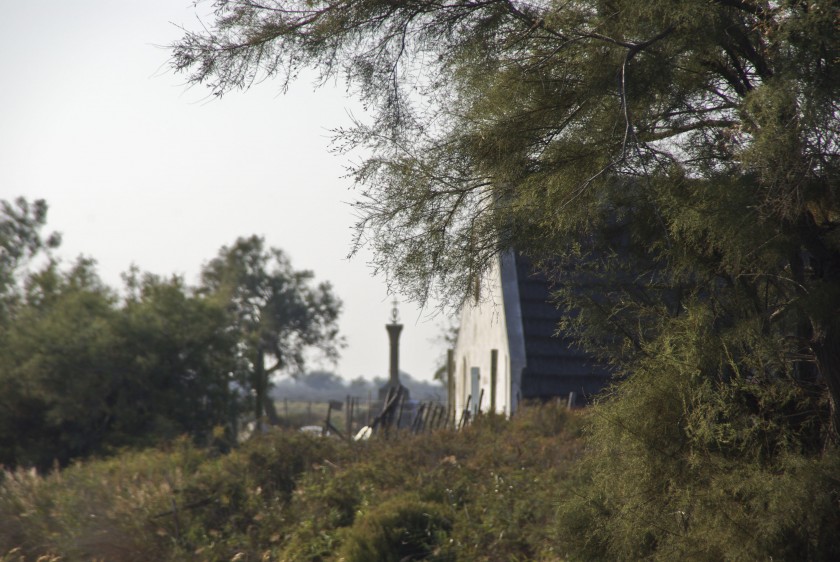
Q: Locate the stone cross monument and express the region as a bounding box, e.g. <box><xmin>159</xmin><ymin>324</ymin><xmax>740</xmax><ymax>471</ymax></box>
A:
<box><xmin>379</xmin><ymin>299</ymin><xmax>409</xmax><ymax>400</ymax></box>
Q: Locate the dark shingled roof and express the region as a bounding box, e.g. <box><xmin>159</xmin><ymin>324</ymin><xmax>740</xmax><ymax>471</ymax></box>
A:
<box><xmin>514</xmin><ymin>253</ymin><xmax>611</xmax><ymax>403</ymax></box>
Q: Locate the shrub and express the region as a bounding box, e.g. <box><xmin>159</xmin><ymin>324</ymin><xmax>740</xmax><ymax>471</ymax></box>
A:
<box><xmin>0</xmin><ymin>404</ymin><xmax>586</xmax><ymax>561</ymax></box>
<box><xmin>0</xmin><ymin>442</ymin><xmax>201</xmax><ymax>561</ymax></box>
<box><xmin>338</xmin><ymin>493</ymin><xmax>452</xmax><ymax>562</ymax></box>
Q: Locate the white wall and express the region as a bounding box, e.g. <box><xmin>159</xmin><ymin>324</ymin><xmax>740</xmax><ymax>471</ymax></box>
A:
<box><xmin>453</xmin><ymin>251</ymin><xmax>525</xmax><ymax>417</ymax></box>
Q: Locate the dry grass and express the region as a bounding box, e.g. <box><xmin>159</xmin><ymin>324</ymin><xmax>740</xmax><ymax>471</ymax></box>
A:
<box><xmin>1</xmin><ymin>404</ymin><xmax>583</xmax><ymax>561</ymax></box>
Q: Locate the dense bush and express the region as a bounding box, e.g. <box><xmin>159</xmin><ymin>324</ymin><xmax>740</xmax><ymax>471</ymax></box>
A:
<box><xmin>0</xmin><ymin>263</ymin><xmax>241</xmax><ymax>471</ymax></box>
<box><xmin>3</xmin><ymin>402</ymin><xmax>837</xmax><ymax>561</ymax></box>
<box><xmin>338</xmin><ymin>494</ymin><xmax>452</xmax><ymax>561</ymax></box>
<box><xmin>551</xmin><ymin>319</ymin><xmax>840</xmax><ymax>561</ymax></box>
<box><xmin>0</xmin><ymin>199</ymin><xmax>342</xmax><ymax>471</ymax></box>
<box><xmin>0</xmin><ymin>404</ymin><xmax>582</xmax><ymax>561</ymax></box>
<box><xmin>0</xmin><ymin>441</ymin><xmax>205</xmax><ymax>561</ymax></box>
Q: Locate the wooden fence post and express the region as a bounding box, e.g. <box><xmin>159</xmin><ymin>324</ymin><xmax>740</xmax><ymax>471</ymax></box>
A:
<box><xmin>345</xmin><ymin>395</ymin><xmax>352</xmax><ymax>440</ymax></box>
<box><xmin>490</xmin><ymin>349</ymin><xmax>498</xmax><ymax>413</ymax></box>
<box><xmin>396</xmin><ymin>392</ymin><xmax>407</xmax><ymax>430</ymax></box>
<box><xmin>458</xmin><ymin>395</ymin><xmax>472</xmax><ymax>430</ymax></box>
<box><xmin>447</xmin><ymin>349</ymin><xmax>455</xmax><ymax>423</ymax></box>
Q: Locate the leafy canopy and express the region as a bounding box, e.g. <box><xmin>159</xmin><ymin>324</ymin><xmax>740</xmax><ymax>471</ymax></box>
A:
<box><xmin>199</xmin><ymin>235</ymin><xmax>343</xmax><ymax>425</ymax></box>
<box><xmin>171</xmin><ymin>0</ymin><xmax>838</xmax><ymax>301</ymax></box>
<box><xmin>171</xmin><ymin>0</ymin><xmax>838</xmax><ymax>411</ymax></box>
<box><xmin>171</xmin><ymin>3</ymin><xmax>840</xmax><ymax>555</ymax></box>
<box><xmin>0</xmin><ymin>200</ymin><xmax>344</xmax><ymax>468</ymax></box>
<box><xmin>0</xmin><ymin>198</ymin><xmax>60</xmax><ymax>322</ymax></box>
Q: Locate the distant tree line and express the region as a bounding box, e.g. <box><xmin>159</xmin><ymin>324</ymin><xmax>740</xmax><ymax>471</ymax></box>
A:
<box><xmin>0</xmin><ymin>198</ymin><xmax>342</xmax><ymax>470</ymax></box>
<box><xmin>270</xmin><ymin>369</ymin><xmax>445</xmax><ymax>402</ymax></box>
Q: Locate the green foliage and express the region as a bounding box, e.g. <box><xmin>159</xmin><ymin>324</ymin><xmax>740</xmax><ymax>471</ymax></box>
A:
<box><xmin>278</xmin><ymin>404</ymin><xmax>586</xmax><ymax>561</ymax></box>
<box><xmin>170</xmin><ymin>0</ymin><xmax>838</xmax><ymax>307</ymax></box>
<box><xmin>117</xmin><ymin>270</ymin><xmax>240</xmax><ymax>446</ymax></box>
<box><xmin>0</xmin><ymin>404</ymin><xmax>584</xmax><ymax>561</ymax></box>
<box><xmin>157</xmin><ymin>432</ymin><xmax>345</xmax><ymax>560</ymax></box>
<box><xmin>199</xmin><ymin>235</ymin><xmax>344</xmax><ymax>427</ymax></box>
<box><xmin>558</xmin><ymin>428</ymin><xmax>840</xmax><ymax>561</ymax></box>
<box><xmin>0</xmin><ymin>204</ymin><xmax>344</xmax><ymax>469</ymax></box>
<box><xmin>0</xmin><ymin>259</ymin><xmax>122</xmax><ymax>468</ymax></box>
<box><xmin>338</xmin><ymin>493</ymin><xmax>451</xmax><ymax>562</ymax></box>
<box><xmin>0</xmin><ymin>258</ymin><xmax>240</xmax><ymax>470</ymax></box>
<box><xmin>0</xmin><ymin>197</ymin><xmax>60</xmax><ymax>322</ymax></box>
<box><xmin>168</xmin><ymin>2</ymin><xmax>840</xmax><ymax>556</ymax></box>
<box><xmin>4</xmin><ymin>403</ymin><xmax>837</xmax><ymax>560</ymax></box>
<box><xmin>552</xmin><ymin>301</ymin><xmax>840</xmax><ymax>560</ymax></box>
<box><xmin>0</xmin><ymin>431</ymin><xmax>346</xmax><ymax>561</ymax></box>
<box><xmin>0</xmin><ymin>440</ymin><xmax>206</xmax><ymax>562</ymax></box>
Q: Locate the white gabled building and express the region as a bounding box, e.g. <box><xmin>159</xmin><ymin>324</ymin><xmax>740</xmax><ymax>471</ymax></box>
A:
<box><xmin>452</xmin><ymin>250</ymin><xmax>525</xmax><ymax>416</ymax></box>
<box><xmin>453</xmin><ymin>250</ymin><xmax>610</xmax><ymax>417</ymax></box>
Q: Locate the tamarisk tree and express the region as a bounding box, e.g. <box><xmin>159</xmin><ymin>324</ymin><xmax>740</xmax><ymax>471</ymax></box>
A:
<box><xmin>173</xmin><ymin>3</ymin><xmax>838</xmax><ymax>555</ymax></box>
<box><xmin>172</xmin><ymin>0</ymin><xmax>838</xmax><ymax>432</ymax></box>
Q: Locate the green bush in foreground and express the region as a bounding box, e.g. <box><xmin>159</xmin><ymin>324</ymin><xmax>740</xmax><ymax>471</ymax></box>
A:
<box><xmin>338</xmin><ymin>494</ymin><xmax>452</xmax><ymax>562</ymax></box>
<box><xmin>0</xmin><ymin>432</ymin><xmax>347</xmax><ymax>561</ymax></box>
<box><xmin>0</xmin><ymin>404</ymin><xmax>582</xmax><ymax>561</ymax></box>
<box><xmin>3</xmin><ymin>402</ymin><xmax>837</xmax><ymax>561</ymax></box>
<box><xmin>0</xmin><ymin>442</ymin><xmax>206</xmax><ymax>561</ymax></box>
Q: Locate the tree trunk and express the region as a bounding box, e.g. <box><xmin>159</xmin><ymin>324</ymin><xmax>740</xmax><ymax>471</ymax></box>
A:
<box><xmin>254</xmin><ymin>347</ymin><xmax>266</xmax><ymax>432</ymax></box>
<box><xmin>264</xmin><ymin>394</ymin><xmax>280</xmax><ymax>425</ymax></box>
<box><xmin>813</xmin><ymin>330</ymin><xmax>840</xmax><ymax>446</ymax></box>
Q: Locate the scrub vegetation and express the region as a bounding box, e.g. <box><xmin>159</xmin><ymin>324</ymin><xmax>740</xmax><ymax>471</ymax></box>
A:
<box><xmin>3</xmin><ymin>403</ymin><xmax>838</xmax><ymax>560</ymax></box>
<box><xmin>2</xmin><ymin>0</ymin><xmax>839</xmax><ymax>558</ymax></box>
<box><xmin>0</xmin><ymin>403</ymin><xmax>582</xmax><ymax>561</ymax></box>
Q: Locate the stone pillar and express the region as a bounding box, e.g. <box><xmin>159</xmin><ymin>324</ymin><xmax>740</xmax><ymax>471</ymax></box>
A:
<box><xmin>386</xmin><ymin>322</ymin><xmax>403</xmax><ymax>386</ymax></box>
<box><xmin>380</xmin><ymin>300</ymin><xmax>409</xmax><ymax>401</ymax></box>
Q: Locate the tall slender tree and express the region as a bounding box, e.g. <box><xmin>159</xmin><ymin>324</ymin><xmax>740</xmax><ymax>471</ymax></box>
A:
<box><xmin>0</xmin><ymin>197</ymin><xmax>60</xmax><ymax>324</ymax></box>
<box><xmin>200</xmin><ymin>236</ymin><xmax>343</xmax><ymax>429</ymax></box>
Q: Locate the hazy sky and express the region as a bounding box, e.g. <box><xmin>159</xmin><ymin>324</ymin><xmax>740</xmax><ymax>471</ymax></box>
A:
<box><xmin>1</xmin><ymin>0</ymin><xmax>449</xmax><ymax>382</ymax></box>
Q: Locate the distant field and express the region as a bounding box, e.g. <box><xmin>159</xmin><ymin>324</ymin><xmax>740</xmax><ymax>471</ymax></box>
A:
<box><xmin>273</xmin><ymin>397</ymin><xmax>447</xmax><ymax>437</ymax></box>
<box><xmin>273</xmin><ymin>398</ymin><xmax>381</xmax><ymax>435</ymax></box>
